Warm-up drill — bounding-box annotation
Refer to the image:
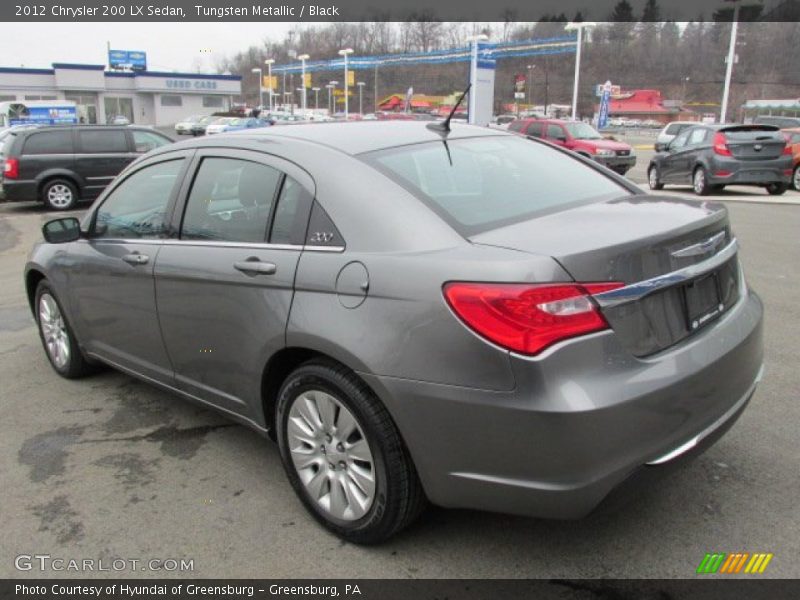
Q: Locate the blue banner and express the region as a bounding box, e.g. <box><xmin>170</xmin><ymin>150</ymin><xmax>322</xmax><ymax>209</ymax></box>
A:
<box><xmin>9</xmin><ymin>104</ymin><xmax>77</xmax><ymax>126</ymax></box>
<box><xmin>598</xmin><ymin>86</ymin><xmax>611</xmax><ymax>129</ymax></box>
<box><xmin>109</xmin><ymin>49</ymin><xmax>147</xmax><ymax>71</ymax></box>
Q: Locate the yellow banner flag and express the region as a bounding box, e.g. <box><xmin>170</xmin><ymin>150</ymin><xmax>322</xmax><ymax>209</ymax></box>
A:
<box><xmin>347</xmin><ymin>70</ymin><xmax>355</xmax><ymax>87</ymax></box>
<box><xmin>303</xmin><ymin>73</ymin><xmax>312</xmax><ymax>89</ymax></box>
<box><xmin>262</xmin><ymin>75</ymin><xmax>277</xmax><ymax>90</ymax></box>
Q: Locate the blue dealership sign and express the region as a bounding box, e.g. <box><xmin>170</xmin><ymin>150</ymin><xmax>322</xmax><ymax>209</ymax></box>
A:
<box><xmin>597</xmin><ymin>80</ymin><xmax>612</xmax><ymax>129</ymax></box>
<box><xmin>109</xmin><ymin>49</ymin><xmax>147</xmax><ymax>71</ymax></box>
<box><xmin>9</xmin><ymin>104</ymin><xmax>77</xmax><ymax>126</ymax></box>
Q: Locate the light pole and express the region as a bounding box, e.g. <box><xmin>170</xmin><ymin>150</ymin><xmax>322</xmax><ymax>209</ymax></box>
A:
<box><xmin>329</xmin><ymin>80</ymin><xmax>338</xmax><ymax>115</ymax></box>
<box><xmin>325</xmin><ymin>84</ymin><xmax>333</xmax><ymax>113</ymax></box>
<box><xmin>357</xmin><ymin>81</ymin><xmax>365</xmax><ymax>115</ymax></box>
<box><xmin>264</xmin><ymin>59</ymin><xmax>275</xmax><ymax>113</ymax></box>
<box><xmin>564</xmin><ymin>21</ymin><xmax>596</xmax><ymax>121</ymax></box>
<box><xmin>466</xmin><ymin>34</ymin><xmax>489</xmax><ymax>125</ymax></box>
<box><xmin>250</xmin><ymin>67</ymin><xmax>263</xmax><ymax>110</ymax></box>
<box><xmin>720</xmin><ymin>1</ymin><xmax>740</xmax><ymax>123</ymax></box>
<box><xmin>526</xmin><ymin>65</ymin><xmax>534</xmax><ymax>107</ymax></box>
<box><xmin>297</xmin><ymin>53</ymin><xmax>309</xmax><ymax>115</ymax></box>
<box><xmin>312</xmin><ymin>87</ymin><xmax>320</xmax><ymax>110</ymax></box>
<box><xmin>338</xmin><ymin>48</ymin><xmax>354</xmax><ymax>119</ymax></box>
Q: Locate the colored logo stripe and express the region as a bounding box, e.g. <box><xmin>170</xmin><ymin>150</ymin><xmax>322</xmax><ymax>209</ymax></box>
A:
<box><xmin>697</xmin><ymin>552</ymin><xmax>773</xmax><ymax>574</ymax></box>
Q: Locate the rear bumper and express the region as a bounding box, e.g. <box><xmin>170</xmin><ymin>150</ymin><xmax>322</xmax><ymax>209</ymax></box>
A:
<box><xmin>0</xmin><ymin>179</ymin><xmax>37</xmax><ymax>202</ymax></box>
<box><xmin>364</xmin><ymin>287</ymin><xmax>763</xmax><ymax>519</ymax></box>
<box><xmin>707</xmin><ymin>155</ymin><xmax>792</xmax><ymax>185</ymax></box>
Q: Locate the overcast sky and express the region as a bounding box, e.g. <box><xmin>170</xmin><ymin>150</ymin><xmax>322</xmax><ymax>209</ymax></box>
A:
<box><xmin>0</xmin><ymin>23</ymin><xmax>296</xmax><ymax>72</ymax></box>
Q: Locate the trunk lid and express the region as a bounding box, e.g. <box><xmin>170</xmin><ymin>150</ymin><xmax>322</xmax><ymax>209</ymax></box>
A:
<box><xmin>471</xmin><ymin>194</ymin><xmax>740</xmax><ymax>356</ymax></box>
<box><xmin>721</xmin><ymin>125</ymin><xmax>786</xmax><ymax>160</ymax></box>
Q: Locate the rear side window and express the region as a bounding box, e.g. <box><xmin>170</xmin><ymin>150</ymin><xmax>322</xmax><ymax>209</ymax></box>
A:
<box><xmin>270</xmin><ymin>176</ymin><xmax>314</xmax><ymax>245</ymax></box>
<box><xmin>180</xmin><ymin>157</ymin><xmax>281</xmax><ymax>243</ymax></box>
<box><xmin>526</xmin><ymin>122</ymin><xmax>543</xmax><ymax>137</ymax></box>
<box><xmin>364</xmin><ymin>136</ymin><xmax>628</xmax><ymax>236</ymax></box>
<box><xmin>689</xmin><ymin>128</ymin><xmax>708</xmax><ymax>145</ymax></box>
<box><xmin>79</xmin><ymin>130</ymin><xmax>129</xmax><ymax>153</ymax></box>
<box><xmin>22</xmin><ymin>130</ymin><xmax>73</xmax><ymax>155</ymax></box>
<box><xmin>546</xmin><ymin>124</ymin><xmax>565</xmax><ymax>139</ymax></box>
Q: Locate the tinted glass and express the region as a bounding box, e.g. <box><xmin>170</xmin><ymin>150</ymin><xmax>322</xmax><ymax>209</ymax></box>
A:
<box><xmin>181</xmin><ymin>158</ymin><xmax>281</xmax><ymax>243</ymax></box>
<box><xmin>564</xmin><ymin>122</ymin><xmax>602</xmax><ymax>139</ymax></box>
<box><xmin>132</xmin><ymin>130</ymin><xmax>171</xmax><ymax>153</ymax></box>
<box><xmin>507</xmin><ymin>121</ymin><xmax>524</xmax><ymax>132</ymax></box>
<box><xmin>22</xmin><ymin>130</ymin><xmax>73</xmax><ymax>155</ymax></box>
<box><xmin>526</xmin><ymin>122</ymin><xmax>543</xmax><ymax>137</ymax></box>
<box><xmin>546</xmin><ymin>124</ymin><xmax>566</xmax><ymax>139</ymax></box>
<box><xmin>664</xmin><ymin>123</ymin><xmax>689</xmax><ymax>135</ymax></box>
<box><xmin>79</xmin><ymin>130</ymin><xmax>128</xmax><ymax>153</ymax></box>
<box><xmin>366</xmin><ymin>136</ymin><xmax>628</xmax><ymax>235</ymax></box>
<box><xmin>689</xmin><ymin>128</ymin><xmax>708</xmax><ymax>145</ymax></box>
<box><xmin>94</xmin><ymin>159</ymin><xmax>184</xmax><ymax>239</ymax></box>
<box><xmin>671</xmin><ymin>129</ymin><xmax>692</xmax><ymax>148</ymax></box>
<box><xmin>270</xmin><ymin>176</ymin><xmax>313</xmax><ymax>245</ymax></box>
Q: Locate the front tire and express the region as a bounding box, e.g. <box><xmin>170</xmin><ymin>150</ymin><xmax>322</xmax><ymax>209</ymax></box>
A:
<box><xmin>35</xmin><ymin>281</ymin><xmax>93</xmax><ymax>378</ymax></box>
<box><xmin>693</xmin><ymin>167</ymin><xmax>712</xmax><ymax>196</ymax></box>
<box><xmin>276</xmin><ymin>360</ymin><xmax>425</xmax><ymax>544</ymax></box>
<box><xmin>41</xmin><ymin>178</ymin><xmax>78</xmax><ymax>211</ymax></box>
<box><xmin>766</xmin><ymin>182</ymin><xmax>788</xmax><ymax>196</ymax></box>
<box><xmin>648</xmin><ymin>165</ymin><xmax>663</xmax><ymax>190</ymax></box>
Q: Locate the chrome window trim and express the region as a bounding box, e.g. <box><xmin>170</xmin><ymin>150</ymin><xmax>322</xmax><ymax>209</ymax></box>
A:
<box><xmin>77</xmin><ymin>238</ymin><xmax>345</xmax><ymax>253</ymax></box>
<box><xmin>592</xmin><ymin>238</ymin><xmax>739</xmax><ymax>309</ymax></box>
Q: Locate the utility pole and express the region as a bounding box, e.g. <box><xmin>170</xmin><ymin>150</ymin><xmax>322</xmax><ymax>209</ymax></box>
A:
<box><xmin>720</xmin><ymin>1</ymin><xmax>740</xmax><ymax>123</ymax></box>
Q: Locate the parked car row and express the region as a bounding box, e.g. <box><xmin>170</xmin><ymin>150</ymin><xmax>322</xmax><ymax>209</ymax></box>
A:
<box><xmin>175</xmin><ymin>114</ymin><xmax>272</xmax><ymax>136</ymax></box>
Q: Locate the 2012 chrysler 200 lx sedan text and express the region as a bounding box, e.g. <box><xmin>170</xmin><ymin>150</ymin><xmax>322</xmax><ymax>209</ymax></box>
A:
<box><xmin>25</xmin><ymin>122</ymin><xmax>764</xmax><ymax>543</ymax></box>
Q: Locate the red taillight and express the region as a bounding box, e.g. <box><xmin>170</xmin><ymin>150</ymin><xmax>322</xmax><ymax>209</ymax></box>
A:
<box><xmin>783</xmin><ymin>143</ymin><xmax>793</xmax><ymax>156</ymax></box>
<box><xmin>713</xmin><ymin>132</ymin><xmax>732</xmax><ymax>157</ymax></box>
<box><xmin>715</xmin><ymin>170</ymin><xmax>733</xmax><ymax>177</ymax></box>
<box><xmin>3</xmin><ymin>158</ymin><xmax>18</xmax><ymax>179</ymax></box>
<box><xmin>443</xmin><ymin>282</ymin><xmax>623</xmax><ymax>356</ymax></box>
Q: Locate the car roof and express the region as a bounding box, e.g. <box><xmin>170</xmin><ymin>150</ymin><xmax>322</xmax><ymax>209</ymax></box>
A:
<box><xmin>198</xmin><ymin>121</ymin><xmax>508</xmax><ymax>155</ymax></box>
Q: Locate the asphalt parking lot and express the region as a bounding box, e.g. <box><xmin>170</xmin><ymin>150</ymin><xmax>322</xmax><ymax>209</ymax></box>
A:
<box><xmin>1</xmin><ymin>178</ymin><xmax>798</xmax><ymax>579</ymax></box>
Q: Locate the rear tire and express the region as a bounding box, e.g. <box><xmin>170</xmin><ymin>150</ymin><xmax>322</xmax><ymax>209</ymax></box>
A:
<box><xmin>276</xmin><ymin>360</ymin><xmax>426</xmax><ymax>544</ymax></box>
<box><xmin>41</xmin><ymin>178</ymin><xmax>78</xmax><ymax>211</ymax></box>
<box><xmin>35</xmin><ymin>281</ymin><xmax>94</xmax><ymax>378</ymax></box>
<box><xmin>648</xmin><ymin>166</ymin><xmax>663</xmax><ymax>190</ymax></box>
<box><xmin>765</xmin><ymin>182</ymin><xmax>788</xmax><ymax>196</ymax></box>
<box><xmin>793</xmin><ymin>165</ymin><xmax>800</xmax><ymax>191</ymax></box>
<box><xmin>693</xmin><ymin>167</ymin><xmax>712</xmax><ymax>196</ymax></box>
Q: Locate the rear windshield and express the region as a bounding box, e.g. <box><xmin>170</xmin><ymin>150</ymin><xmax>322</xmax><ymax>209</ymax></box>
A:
<box><xmin>362</xmin><ymin>136</ymin><xmax>628</xmax><ymax>236</ymax></box>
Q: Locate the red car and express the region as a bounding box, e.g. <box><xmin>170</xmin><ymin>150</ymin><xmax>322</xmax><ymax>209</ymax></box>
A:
<box><xmin>781</xmin><ymin>127</ymin><xmax>800</xmax><ymax>190</ymax></box>
<box><xmin>509</xmin><ymin>118</ymin><xmax>636</xmax><ymax>175</ymax></box>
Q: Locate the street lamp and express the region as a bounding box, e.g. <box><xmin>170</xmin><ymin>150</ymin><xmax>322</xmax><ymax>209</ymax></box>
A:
<box><xmin>264</xmin><ymin>59</ymin><xmax>275</xmax><ymax>112</ymax></box>
<box><xmin>526</xmin><ymin>65</ymin><xmax>534</xmax><ymax>107</ymax></box>
<box><xmin>297</xmin><ymin>53</ymin><xmax>310</xmax><ymax>115</ymax></box>
<box><xmin>564</xmin><ymin>21</ymin><xmax>596</xmax><ymax>121</ymax></box>
<box><xmin>312</xmin><ymin>87</ymin><xmax>321</xmax><ymax>110</ymax></box>
<box><xmin>466</xmin><ymin>34</ymin><xmax>489</xmax><ymax>125</ymax></box>
<box><xmin>720</xmin><ymin>0</ymin><xmax>741</xmax><ymax>123</ymax></box>
<box><xmin>338</xmin><ymin>48</ymin><xmax>354</xmax><ymax>119</ymax></box>
<box><xmin>357</xmin><ymin>81</ymin><xmax>365</xmax><ymax>115</ymax></box>
<box><xmin>250</xmin><ymin>67</ymin><xmax>263</xmax><ymax>110</ymax></box>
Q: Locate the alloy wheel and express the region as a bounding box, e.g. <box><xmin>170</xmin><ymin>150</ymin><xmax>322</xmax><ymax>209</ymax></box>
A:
<box><xmin>287</xmin><ymin>389</ymin><xmax>376</xmax><ymax>521</ymax></box>
<box><xmin>693</xmin><ymin>169</ymin><xmax>705</xmax><ymax>194</ymax></box>
<box><xmin>648</xmin><ymin>167</ymin><xmax>658</xmax><ymax>189</ymax></box>
<box><xmin>794</xmin><ymin>166</ymin><xmax>800</xmax><ymax>191</ymax></box>
<box><xmin>39</xmin><ymin>293</ymin><xmax>70</xmax><ymax>369</ymax></box>
<box><xmin>47</xmin><ymin>184</ymin><xmax>74</xmax><ymax>209</ymax></box>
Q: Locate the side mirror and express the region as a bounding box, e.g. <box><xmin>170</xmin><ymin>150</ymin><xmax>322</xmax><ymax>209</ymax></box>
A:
<box><xmin>42</xmin><ymin>217</ymin><xmax>82</xmax><ymax>244</ymax></box>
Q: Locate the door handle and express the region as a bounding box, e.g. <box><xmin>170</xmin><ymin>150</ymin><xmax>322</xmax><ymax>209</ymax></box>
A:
<box><xmin>234</xmin><ymin>260</ymin><xmax>277</xmax><ymax>275</ymax></box>
<box><xmin>122</xmin><ymin>253</ymin><xmax>149</xmax><ymax>265</ymax></box>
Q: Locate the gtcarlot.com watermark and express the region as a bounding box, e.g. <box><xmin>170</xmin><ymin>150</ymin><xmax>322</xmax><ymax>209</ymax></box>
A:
<box><xmin>15</xmin><ymin>554</ymin><xmax>194</xmax><ymax>572</ymax></box>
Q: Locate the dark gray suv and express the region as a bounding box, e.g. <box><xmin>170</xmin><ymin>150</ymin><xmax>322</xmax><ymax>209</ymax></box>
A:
<box><xmin>25</xmin><ymin>122</ymin><xmax>764</xmax><ymax>543</ymax></box>
<box><xmin>647</xmin><ymin>124</ymin><xmax>792</xmax><ymax>195</ymax></box>
<box><xmin>1</xmin><ymin>125</ymin><xmax>172</xmax><ymax>210</ymax></box>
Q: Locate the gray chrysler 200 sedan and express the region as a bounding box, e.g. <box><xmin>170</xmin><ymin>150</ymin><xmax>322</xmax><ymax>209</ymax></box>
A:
<box><xmin>25</xmin><ymin>122</ymin><xmax>764</xmax><ymax>543</ymax></box>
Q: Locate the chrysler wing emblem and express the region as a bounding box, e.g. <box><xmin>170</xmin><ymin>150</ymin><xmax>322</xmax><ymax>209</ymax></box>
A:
<box><xmin>671</xmin><ymin>231</ymin><xmax>726</xmax><ymax>258</ymax></box>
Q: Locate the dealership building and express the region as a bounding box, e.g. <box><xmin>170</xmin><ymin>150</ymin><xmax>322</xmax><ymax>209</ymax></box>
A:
<box><xmin>0</xmin><ymin>63</ymin><xmax>242</xmax><ymax>126</ymax></box>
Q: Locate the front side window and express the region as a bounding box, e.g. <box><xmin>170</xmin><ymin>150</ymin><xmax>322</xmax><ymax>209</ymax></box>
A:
<box><xmin>94</xmin><ymin>159</ymin><xmax>184</xmax><ymax>239</ymax></box>
<box><xmin>365</xmin><ymin>136</ymin><xmax>628</xmax><ymax>236</ymax></box>
<box><xmin>671</xmin><ymin>129</ymin><xmax>692</xmax><ymax>149</ymax></box>
<box><xmin>526</xmin><ymin>122</ymin><xmax>543</xmax><ymax>137</ymax></box>
<box><xmin>79</xmin><ymin>130</ymin><xmax>128</xmax><ymax>153</ymax></box>
<box><xmin>132</xmin><ymin>130</ymin><xmax>171</xmax><ymax>153</ymax></box>
<box><xmin>546</xmin><ymin>124</ymin><xmax>566</xmax><ymax>140</ymax></box>
<box><xmin>564</xmin><ymin>122</ymin><xmax>603</xmax><ymax>140</ymax></box>
<box><xmin>181</xmin><ymin>158</ymin><xmax>281</xmax><ymax>243</ymax></box>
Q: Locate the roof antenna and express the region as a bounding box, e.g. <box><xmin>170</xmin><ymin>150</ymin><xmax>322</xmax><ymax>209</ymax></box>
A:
<box><xmin>428</xmin><ymin>83</ymin><xmax>471</xmax><ymax>135</ymax></box>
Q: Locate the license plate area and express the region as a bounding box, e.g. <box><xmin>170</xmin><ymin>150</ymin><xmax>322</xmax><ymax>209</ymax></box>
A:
<box><xmin>684</xmin><ymin>273</ymin><xmax>724</xmax><ymax>331</ymax></box>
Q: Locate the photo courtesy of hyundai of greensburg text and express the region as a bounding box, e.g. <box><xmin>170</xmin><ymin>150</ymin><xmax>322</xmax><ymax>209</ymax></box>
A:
<box><xmin>0</xmin><ymin>0</ymin><xmax>799</xmax><ymax>598</ymax></box>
